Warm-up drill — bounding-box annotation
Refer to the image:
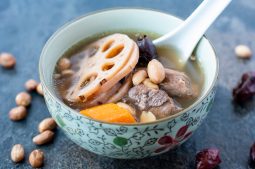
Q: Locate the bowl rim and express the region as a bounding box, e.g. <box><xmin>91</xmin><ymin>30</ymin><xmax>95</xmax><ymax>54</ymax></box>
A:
<box><xmin>39</xmin><ymin>7</ymin><xmax>219</xmax><ymax>126</ymax></box>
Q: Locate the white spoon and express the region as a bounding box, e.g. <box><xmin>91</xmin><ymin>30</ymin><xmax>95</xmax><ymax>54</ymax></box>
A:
<box><xmin>153</xmin><ymin>0</ymin><xmax>232</xmax><ymax>63</ymax></box>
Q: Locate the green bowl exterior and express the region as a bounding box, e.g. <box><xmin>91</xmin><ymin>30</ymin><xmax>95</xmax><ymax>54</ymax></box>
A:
<box><xmin>43</xmin><ymin>82</ymin><xmax>216</xmax><ymax>159</ymax></box>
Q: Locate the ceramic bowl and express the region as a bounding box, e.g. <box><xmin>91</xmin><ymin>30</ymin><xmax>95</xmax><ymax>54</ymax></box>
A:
<box><xmin>39</xmin><ymin>8</ymin><xmax>218</xmax><ymax>159</ymax></box>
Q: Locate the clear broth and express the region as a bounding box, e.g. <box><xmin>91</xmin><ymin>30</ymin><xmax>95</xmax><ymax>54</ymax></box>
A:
<box><xmin>53</xmin><ymin>30</ymin><xmax>204</xmax><ymax>111</ymax></box>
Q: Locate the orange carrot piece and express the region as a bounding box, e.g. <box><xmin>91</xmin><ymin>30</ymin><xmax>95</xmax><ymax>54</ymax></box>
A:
<box><xmin>80</xmin><ymin>103</ymin><xmax>136</xmax><ymax>123</ymax></box>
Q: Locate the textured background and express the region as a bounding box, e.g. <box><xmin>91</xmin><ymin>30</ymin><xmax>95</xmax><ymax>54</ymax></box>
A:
<box><xmin>0</xmin><ymin>0</ymin><xmax>255</xmax><ymax>168</ymax></box>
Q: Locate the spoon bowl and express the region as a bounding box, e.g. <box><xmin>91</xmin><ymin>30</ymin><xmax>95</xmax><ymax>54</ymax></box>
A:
<box><xmin>153</xmin><ymin>0</ymin><xmax>232</xmax><ymax>63</ymax></box>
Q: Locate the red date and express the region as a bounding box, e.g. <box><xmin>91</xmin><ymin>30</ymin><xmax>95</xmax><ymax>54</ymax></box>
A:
<box><xmin>196</xmin><ymin>148</ymin><xmax>221</xmax><ymax>169</ymax></box>
<box><xmin>233</xmin><ymin>72</ymin><xmax>255</xmax><ymax>104</ymax></box>
<box><xmin>250</xmin><ymin>142</ymin><xmax>255</xmax><ymax>166</ymax></box>
<box><xmin>136</xmin><ymin>35</ymin><xmax>158</xmax><ymax>66</ymax></box>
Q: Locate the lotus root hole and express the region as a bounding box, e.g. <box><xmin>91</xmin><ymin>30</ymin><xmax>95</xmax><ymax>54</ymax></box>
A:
<box><xmin>102</xmin><ymin>63</ymin><xmax>115</xmax><ymax>71</ymax></box>
<box><xmin>105</xmin><ymin>44</ymin><xmax>124</xmax><ymax>58</ymax></box>
<box><xmin>102</xmin><ymin>40</ymin><xmax>115</xmax><ymax>52</ymax></box>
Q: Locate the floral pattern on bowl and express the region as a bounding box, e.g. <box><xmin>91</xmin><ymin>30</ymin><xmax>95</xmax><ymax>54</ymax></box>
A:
<box><xmin>43</xmin><ymin>85</ymin><xmax>215</xmax><ymax>159</ymax></box>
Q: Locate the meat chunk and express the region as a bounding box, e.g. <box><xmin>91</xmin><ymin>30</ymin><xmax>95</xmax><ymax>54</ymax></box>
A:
<box><xmin>127</xmin><ymin>84</ymin><xmax>182</xmax><ymax>119</ymax></box>
<box><xmin>149</xmin><ymin>98</ymin><xmax>182</xmax><ymax>119</ymax></box>
<box><xmin>160</xmin><ymin>68</ymin><xmax>194</xmax><ymax>98</ymax></box>
<box><xmin>128</xmin><ymin>84</ymin><xmax>168</xmax><ymax>110</ymax></box>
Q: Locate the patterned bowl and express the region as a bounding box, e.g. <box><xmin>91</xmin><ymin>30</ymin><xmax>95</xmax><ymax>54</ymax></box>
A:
<box><xmin>39</xmin><ymin>8</ymin><xmax>218</xmax><ymax>159</ymax></box>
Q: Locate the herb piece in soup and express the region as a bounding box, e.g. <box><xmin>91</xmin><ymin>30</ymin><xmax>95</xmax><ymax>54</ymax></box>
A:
<box><xmin>136</xmin><ymin>35</ymin><xmax>158</xmax><ymax>66</ymax></box>
<box><xmin>233</xmin><ymin>71</ymin><xmax>255</xmax><ymax>104</ymax></box>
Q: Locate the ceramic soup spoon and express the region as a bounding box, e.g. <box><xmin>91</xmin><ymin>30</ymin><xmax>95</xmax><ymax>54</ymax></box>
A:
<box><xmin>153</xmin><ymin>0</ymin><xmax>232</xmax><ymax>63</ymax></box>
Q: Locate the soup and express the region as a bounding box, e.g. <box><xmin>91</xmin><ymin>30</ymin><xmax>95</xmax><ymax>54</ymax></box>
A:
<box><xmin>53</xmin><ymin>31</ymin><xmax>204</xmax><ymax>123</ymax></box>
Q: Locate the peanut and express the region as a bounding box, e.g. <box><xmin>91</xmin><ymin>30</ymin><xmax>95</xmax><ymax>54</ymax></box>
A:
<box><xmin>53</xmin><ymin>73</ymin><xmax>61</xmax><ymax>79</ymax></box>
<box><xmin>58</xmin><ymin>58</ymin><xmax>71</xmax><ymax>71</ymax></box>
<box><xmin>25</xmin><ymin>79</ymin><xmax>38</xmax><ymax>91</ymax></box>
<box><xmin>33</xmin><ymin>130</ymin><xmax>54</xmax><ymax>145</ymax></box>
<box><xmin>38</xmin><ymin>118</ymin><xmax>57</xmax><ymax>133</ymax></box>
<box><xmin>140</xmin><ymin>111</ymin><xmax>156</xmax><ymax>123</ymax></box>
<box><xmin>29</xmin><ymin>149</ymin><xmax>44</xmax><ymax>168</ymax></box>
<box><xmin>147</xmin><ymin>59</ymin><xmax>165</xmax><ymax>84</ymax></box>
<box><xmin>117</xmin><ymin>102</ymin><xmax>136</xmax><ymax>116</ymax></box>
<box><xmin>61</xmin><ymin>69</ymin><xmax>74</xmax><ymax>77</ymax></box>
<box><xmin>132</xmin><ymin>70</ymin><xmax>148</xmax><ymax>85</ymax></box>
<box><xmin>9</xmin><ymin>106</ymin><xmax>27</xmax><ymax>121</ymax></box>
<box><xmin>235</xmin><ymin>45</ymin><xmax>252</xmax><ymax>59</ymax></box>
<box><xmin>15</xmin><ymin>92</ymin><xmax>31</xmax><ymax>106</ymax></box>
<box><xmin>0</xmin><ymin>52</ymin><xmax>16</xmax><ymax>68</ymax></box>
<box><xmin>11</xmin><ymin>144</ymin><xmax>25</xmax><ymax>163</ymax></box>
<box><xmin>143</xmin><ymin>78</ymin><xmax>159</xmax><ymax>90</ymax></box>
<box><xmin>36</xmin><ymin>83</ymin><xmax>43</xmax><ymax>95</ymax></box>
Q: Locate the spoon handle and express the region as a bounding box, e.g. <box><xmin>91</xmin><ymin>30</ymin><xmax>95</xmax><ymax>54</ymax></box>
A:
<box><xmin>153</xmin><ymin>0</ymin><xmax>232</xmax><ymax>62</ymax></box>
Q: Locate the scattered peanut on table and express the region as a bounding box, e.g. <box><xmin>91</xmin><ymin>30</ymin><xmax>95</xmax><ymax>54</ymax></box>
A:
<box><xmin>0</xmin><ymin>52</ymin><xmax>16</xmax><ymax>69</ymax></box>
<box><xmin>38</xmin><ymin>118</ymin><xmax>57</xmax><ymax>133</ymax></box>
<box><xmin>0</xmin><ymin>51</ymin><xmax>55</xmax><ymax>167</ymax></box>
<box><xmin>33</xmin><ymin>130</ymin><xmax>55</xmax><ymax>145</ymax></box>
<box><xmin>25</xmin><ymin>79</ymin><xmax>38</xmax><ymax>91</ymax></box>
<box><xmin>11</xmin><ymin>144</ymin><xmax>25</xmax><ymax>163</ymax></box>
<box><xmin>15</xmin><ymin>92</ymin><xmax>32</xmax><ymax>107</ymax></box>
<box><xmin>36</xmin><ymin>83</ymin><xmax>44</xmax><ymax>95</ymax></box>
<box><xmin>29</xmin><ymin>149</ymin><xmax>44</xmax><ymax>168</ymax></box>
<box><xmin>9</xmin><ymin>106</ymin><xmax>27</xmax><ymax>121</ymax></box>
<box><xmin>235</xmin><ymin>45</ymin><xmax>252</xmax><ymax>59</ymax></box>
<box><xmin>147</xmin><ymin>59</ymin><xmax>165</xmax><ymax>84</ymax></box>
